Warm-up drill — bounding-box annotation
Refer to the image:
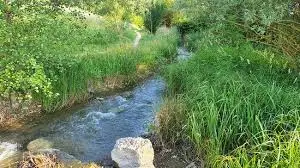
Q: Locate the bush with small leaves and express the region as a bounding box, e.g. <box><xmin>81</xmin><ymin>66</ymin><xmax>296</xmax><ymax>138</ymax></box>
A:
<box><xmin>144</xmin><ymin>3</ymin><xmax>166</xmax><ymax>34</ymax></box>
<box><xmin>0</xmin><ymin>57</ymin><xmax>53</xmax><ymax>108</ymax></box>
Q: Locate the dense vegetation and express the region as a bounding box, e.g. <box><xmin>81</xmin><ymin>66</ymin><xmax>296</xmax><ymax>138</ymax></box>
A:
<box><xmin>158</xmin><ymin>0</ymin><xmax>300</xmax><ymax>167</ymax></box>
<box><xmin>0</xmin><ymin>0</ymin><xmax>177</xmax><ymax>124</ymax></box>
<box><xmin>1</xmin><ymin>0</ymin><xmax>300</xmax><ymax>167</ymax></box>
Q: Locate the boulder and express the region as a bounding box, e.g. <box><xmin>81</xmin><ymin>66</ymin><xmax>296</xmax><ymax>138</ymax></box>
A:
<box><xmin>186</xmin><ymin>162</ymin><xmax>197</xmax><ymax>168</ymax></box>
<box><xmin>111</xmin><ymin>137</ymin><xmax>155</xmax><ymax>168</ymax></box>
<box><xmin>27</xmin><ymin>138</ymin><xmax>53</xmax><ymax>152</ymax></box>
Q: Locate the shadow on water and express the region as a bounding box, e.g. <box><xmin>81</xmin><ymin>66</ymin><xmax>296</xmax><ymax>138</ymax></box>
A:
<box><xmin>0</xmin><ymin>76</ymin><xmax>166</xmax><ymax>163</ymax></box>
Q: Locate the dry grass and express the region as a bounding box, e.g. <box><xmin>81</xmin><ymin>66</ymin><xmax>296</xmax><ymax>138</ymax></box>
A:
<box><xmin>252</xmin><ymin>21</ymin><xmax>300</xmax><ymax>60</ymax></box>
<box><xmin>154</xmin><ymin>98</ymin><xmax>204</xmax><ymax>167</ymax></box>
<box><xmin>156</xmin><ymin>97</ymin><xmax>187</xmax><ymax>146</ymax></box>
<box><xmin>18</xmin><ymin>152</ymin><xmax>62</xmax><ymax>168</ymax></box>
<box><xmin>16</xmin><ymin>152</ymin><xmax>102</xmax><ymax>168</ymax></box>
<box><xmin>0</xmin><ymin>101</ymin><xmax>14</xmax><ymax>127</ymax></box>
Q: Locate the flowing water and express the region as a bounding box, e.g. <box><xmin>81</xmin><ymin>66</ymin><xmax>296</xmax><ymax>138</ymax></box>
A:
<box><xmin>177</xmin><ymin>47</ymin><xmax>191</xmax><ymax>61</ymax></box>
<box><xmin>0</xmin><ymin>41</ymin><xmax>191</xmax><ymax>166</ymax></box>
<box><xmin>0</xmin><ymin>77</ymin><xmax>165</xmax><ymax>164</ymax></box>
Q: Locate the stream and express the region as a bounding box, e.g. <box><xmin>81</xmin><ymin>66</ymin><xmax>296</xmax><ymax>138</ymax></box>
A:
<box><xmin>0</xmin><ymin>77</ymin><xmax>165</xmax><ymax>164</ymax></box>
<box><xmin>0</xmin><ymin>45</ymin><xmax>191</xmax><ymax>166</ymax></box>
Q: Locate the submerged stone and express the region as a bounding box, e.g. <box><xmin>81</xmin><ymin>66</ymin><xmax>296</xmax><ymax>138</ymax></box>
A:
<box><xmin>111</xmin><ymin>137</ymin><xmax>155</xmax><ymax>168</ymax></box>
<box><xmin>27</xmin><ymin>138</ymin><xmax>53</xmax><ymax>152</ymax></box>
<box><xmin>96</xmin><ymin>97</ymin><xmax>105</xmax><ymax>101</ymax></box>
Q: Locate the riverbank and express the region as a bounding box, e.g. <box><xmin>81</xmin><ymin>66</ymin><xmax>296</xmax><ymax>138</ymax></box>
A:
<box><xmin>0</xmin><ymin>28</ymin><xmax>180</xmax><ymax>167</ymax></box>
<box><xmin>0</xmin><ymin>15</ymin><xmax>178</xmax><ymax>129</ymax></box>
<box><xmin>157</xmin><ymin>28</ymin><xmax>300</xmax><ymax>167</ymax></box>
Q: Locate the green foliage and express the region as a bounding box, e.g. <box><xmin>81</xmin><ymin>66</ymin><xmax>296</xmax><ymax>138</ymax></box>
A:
<box><xmin>129</xmin><ymin>14</ymin><xmax>144</xmax><ymax>29</ymax></box>
<box><xmin>0</xmin><ymin>2</ymin><xmax>178</xmax><ymax>112</ymax></box>
<box><xmin>144</xmin><ymin>3</ymin><xmax>166</xmax><ymax>34</ymax></box>
<box><xmin>174</xmin><ymin>0</ymin><xmax>299</xmax><ymax>59</ymax></box>
<box><xmin>0</xmin><ymin>57</ymin><xmax>53</xmax><ymax>103</ymax></box>
<box><xmin>174</xmin><ymin>0</ymin><xmax>292</xmax><ymax>27</ymax></box>
<box><xmin>162</xmin><ymin>43</ymin><xmax>300</xmax><ymax>167</ymax></box>
<box><xmin>159</xmin><ymin>2</ymin><xmax>300</xmax><ymax>167</ymax></box>
<box><xmin>85</xmin><ymin>0</ymin><xmax>152</xmax><ymax>25</ymax></box>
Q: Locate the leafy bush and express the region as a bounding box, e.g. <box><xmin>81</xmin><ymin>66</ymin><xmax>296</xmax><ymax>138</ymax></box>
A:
<box><xmin>0</xmin><ymin>4</ymin><xmax>178</xmax><ymax>113</ymax></box>
<box><xmin>0</xmin><ymin>57</ymin><xmax>52</xmax><ymax>107</ymax></box>
<box><xmin>129</xmin><ymin>14</ymin><xmax>144</xmax><ymax>29</ymax></box>
<box><xmin>144</xmin><ymin>3</ymin><xmax>166</xmax><ymax>34</ymax></box>
<box><xmin>174</xmin><ymin>0</ymin><xmax>299</xmax><ymax>59</ymax></box>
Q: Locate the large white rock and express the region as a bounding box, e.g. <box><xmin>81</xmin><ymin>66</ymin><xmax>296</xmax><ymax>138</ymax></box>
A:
<box><xmin>111</xmin><ymin>137</ymin><xmax>155</xmax><ymax>168</ymax></box>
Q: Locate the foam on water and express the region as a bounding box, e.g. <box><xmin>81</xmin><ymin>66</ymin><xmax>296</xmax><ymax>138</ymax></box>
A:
<box><xmin>177</xmin><ymin>47</ymin><xmax>191</xmax><ymax>61</ymax></box>
<box><xmin>86</xmin><ymin>111</ymin><xmax>116</xmax><ymax>119</ymax></box>
<box><xmin>0</xmin><ymin>142</ymin><xmax>18</xmax><ymax>161</ymax></box>
<box><xmin>0</xmin><ymin>77</ymin><xmax>166</xmax><ymax>163</ymax></box>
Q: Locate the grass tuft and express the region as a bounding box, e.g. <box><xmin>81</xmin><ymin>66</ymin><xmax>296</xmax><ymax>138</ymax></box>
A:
<box><xmin>160</xmin><ymin>42</ymin><xmax>300</xmax><ymax>167</ymax></box>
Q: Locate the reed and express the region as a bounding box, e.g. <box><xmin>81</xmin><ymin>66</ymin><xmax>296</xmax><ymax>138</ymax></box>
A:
<box><xmin>160</xmin><ymin>43</ymin><xmax>300</xmax><ymax>167</ymax></box>
<box><xmin>43</xmin><ymin>28</ymin><xmax>178</xmax><ymax>111</ymax></box>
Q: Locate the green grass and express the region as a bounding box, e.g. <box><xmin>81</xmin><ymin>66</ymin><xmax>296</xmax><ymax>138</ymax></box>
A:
<box><xmin>45</xmin><ymin>29</ymin><xmax>178</xmax><ymax>111</ymax></box>
<box><xmin>159</xmin><ymin>42</ymin><xmax>300</xmax><ymax>167</ymax></box>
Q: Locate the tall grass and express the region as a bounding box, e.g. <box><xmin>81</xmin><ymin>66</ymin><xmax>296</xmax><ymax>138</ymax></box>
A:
<box><xmin>159</xmin><ymin>42</ymin><xmax>300</xmax><ymax>167</ymax></box>
<box><xmin>43</xmin><ymin>28</ymin><xmax>178</xmax><ymax>111</ymax></box>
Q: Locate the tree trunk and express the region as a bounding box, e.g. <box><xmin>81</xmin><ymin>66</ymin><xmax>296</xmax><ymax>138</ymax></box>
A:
<box><xmin>50</xmin><ymin>0</ymin><xmax>61</xmax><ymax>11</ymax></box>
<box><xmin>3</xmin><ymin>0</ymin><xmax>13</xmax><ymax>23</ymax></box>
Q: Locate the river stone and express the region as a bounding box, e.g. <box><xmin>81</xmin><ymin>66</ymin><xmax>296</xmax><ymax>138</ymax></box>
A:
<box><xmin>111</xmin><ymin>137</ymin><xmax>155</xmax><ymax>168</ymax></box>
<box><xmin>27</xmin><ymin>138</ymin><xmax>53</xmax><ymax>152</ymax></box>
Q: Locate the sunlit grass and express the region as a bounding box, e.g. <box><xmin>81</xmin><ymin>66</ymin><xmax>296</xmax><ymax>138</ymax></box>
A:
<box><xmin>160</xmin><ymin>42</ymin><xmax>300</xmax><ymax>167</ymax></box>
<box><xmin>43</xmin><ymin>27</ymin><xmax>178</xmax><ymax>111</ymax></box>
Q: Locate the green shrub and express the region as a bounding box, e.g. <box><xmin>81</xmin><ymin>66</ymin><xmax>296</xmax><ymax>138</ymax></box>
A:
<box><xmin>129</xmin><ymin>14</ymin><xmax>144</xmax><ymax>29</ymax></box>
<box><xmin>0</xmin><ymin>57</ymin><xmax>52</xmax><ymax>107</ymax></box>
<box><xmin>144</xmin><ymin>3</ymin><xmax>166</xmax><ymax>34</ymax></box>
<box><xmin>0</xmin><ymin>7</ymin><xmax>178</xmax><ymax>113</ymax></box>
